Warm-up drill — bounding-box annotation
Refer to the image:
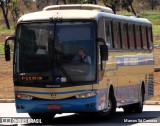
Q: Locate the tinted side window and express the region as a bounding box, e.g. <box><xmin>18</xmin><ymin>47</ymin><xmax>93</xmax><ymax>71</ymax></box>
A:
<box><xmin>113</xmin><ymin>21</ymin><xmax>121</xmax><ymax>49</ymax></box>
<box><xmin>141</xmin><ymin>26</ymin><xmax>148</xmax><ymax>49</ymax></box>
<box><xmin>121</xmin><ymin>23</ymin><xmax>128</xmax><ymax>49</ymax></box>
<box><xmin>135</xmin><ymin>25</ymin><xmax>142</xmax><ymax>49</ymax></box>
<box><xmin>128</xmin><ymin>24</ymin><xmax>135</xmax><ymax>49</ymax></box>
<box><xmin>147</xmin><ymin>26</ymin><xmax>153</xmax><ymax>49</ymax></box>
<box><xmin>98</xmin><ymin>18</ymin><xmax>106</xmax><ymax>42</ymax></box>
<box><xmin>105</xmin><ymin>20</ymin><xmax>113</xmax><ymax>48</ymax></box>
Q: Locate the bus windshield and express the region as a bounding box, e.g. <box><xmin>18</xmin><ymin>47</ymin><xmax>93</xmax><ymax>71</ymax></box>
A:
<box><xmin>15</xmin><ymin>21</ymin><xmax>96</xmax><ymax>85</ymax></box>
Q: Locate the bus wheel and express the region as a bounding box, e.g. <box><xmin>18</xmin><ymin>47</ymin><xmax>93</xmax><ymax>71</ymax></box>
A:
<box><xmin>133</xmin><ymin>89</ymin><xmax>144</xmax><ymax>113</ymax></box>
<box><xmin>100</xmin><ymin>91</ymin><xmax>116</xmax><ymax>118</ymax></box>
<box><xmin>28</xmin><ymin>113</ymin><xmax>56</xmax><ymax>123</ymax></box>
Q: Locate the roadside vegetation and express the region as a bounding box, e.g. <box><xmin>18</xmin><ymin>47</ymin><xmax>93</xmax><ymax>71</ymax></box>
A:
<box><xmin>0</xmin><ymin>10</ymin><xmax>160</xmax><ymax>53</ymax></box>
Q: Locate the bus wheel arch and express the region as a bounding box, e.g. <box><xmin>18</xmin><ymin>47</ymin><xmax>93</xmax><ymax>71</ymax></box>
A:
<box><xmin>141</xmin><ymin>81</ymin><xmax>145</xmax><ymax>95</ymax></box>
<box><xmin>133</xmin><ymin>81</ymin><xmax>145</xmax><ymax>113</ymax></box>
<box><xmin>108</xmin><ymin>84</ymin><xmax>117</xmax><ymax>113</ymax></box>
<box><xmin>99</xmin><ymin>84</ymin><xmax>117</xmax><ymax>118</ymax></box>
<box><xmin>123</xmin><ymin>81</ymin><xmax>145</xmax><ymax>114</ymax></box>
<box><xmin>109</xmin><ymin>85</ymin><xmax>114</xmax><ymax>96</ymax></box>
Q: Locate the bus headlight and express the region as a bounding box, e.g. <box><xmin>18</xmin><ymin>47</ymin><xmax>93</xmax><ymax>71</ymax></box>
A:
<box><xmin>75</xmin><ymin>92</ymin><xmax>96</xmax><ymax>99</ymax></box>
<box><xmin>16</xmin><ymin>94</ymin><xmax>33</xmax><ymax>100</ymax></box>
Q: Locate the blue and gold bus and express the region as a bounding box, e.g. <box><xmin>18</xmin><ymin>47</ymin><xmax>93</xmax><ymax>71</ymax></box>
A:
<box><xmin>5</xmin><ymin>4</ymin><xmax>154</xmax><ymax>121</ymax></box>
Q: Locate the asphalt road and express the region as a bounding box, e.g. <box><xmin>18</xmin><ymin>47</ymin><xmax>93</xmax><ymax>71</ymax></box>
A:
<box><xmin>0</xmin><ymin>103</ymin><xmax>160</xmax><ymax>126</ymax></box>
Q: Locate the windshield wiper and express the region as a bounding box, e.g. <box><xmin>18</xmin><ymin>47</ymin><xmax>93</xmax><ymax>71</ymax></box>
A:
<box><xmin>54</xmin><ymin>57</ymin><xmax>73</xmax><ymax>84</ymax></box>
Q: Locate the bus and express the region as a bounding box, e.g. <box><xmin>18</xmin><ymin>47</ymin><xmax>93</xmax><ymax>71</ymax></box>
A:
<box><xmin>4</xmin><ymin>4</ymin><xmax>154</xmax><ymax>121</ymax></box>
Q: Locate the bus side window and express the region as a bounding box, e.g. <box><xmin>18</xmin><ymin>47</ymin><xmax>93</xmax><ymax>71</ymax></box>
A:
<box><xmin>128</xmin><ymin>24</ymin><xmax>135</xmax><ymax>49</ymax></box>
<box><xmin>98</xmin><ymin>18</ymin><xmax>106</xmax><ymax>44</ymax></box>
<box><xmin>147</xmin><ymin>26</ymin><xmax>153</xmax><ymax>50</ymax></box>
<box><xmin>113</xmin><ymin>21</ymin><xmax>121</xmax><ymax>49</ymax></box>
<box><xmin>135</xmin><ymin>25</ymin><xmax>142</xmax><ymax>49</ymax></box>
<box><xmin>121</xmin><ymin>23</ymin><xmax>128</xmax><ymax>49</ymax></box>
<box><xmin>141</xmin><ymin>26</ymin><xmax>148</xmax><ymax>49</ymax></box>
<box><xmin>105</xmin><ymin>20</ymin><xmax>113</xmax><ymax>48</ymax></box>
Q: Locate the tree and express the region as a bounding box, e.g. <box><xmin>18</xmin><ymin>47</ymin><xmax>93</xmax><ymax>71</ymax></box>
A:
<box><xmin>147</xmin><ymin>0</ymin><xmax>160</xmax><ymax>10</ymax></box>
<box><xmin>65</xmin><ymin>0</ymin><xmax>80</xmax><ymax>4</ymax></box>
<box><xmin>8</xmin><ymin>0</ymin><xmax>20</xmax><ymax>22</ymax></box>
<box><xmin>121</xmin><ymin>0</ymin><xmax>137</xmax><ymax>16</ymax></box>
<box><xmin>0</xmin><ymin>0</ymin><xmax>10</xmax><ymax>29</ymax></box>
<box><xmin>33</xmin><ymin>0</ymin><xmax>98</xmax><ymax>10</ymax></box>
<box><xmin>103</xmin><ymin>0</ymin><xmax>137</xmax><ymax>15</ymax></box>
<box><xmin>23</xmin><ymin>0</ymin><xmax>31</xmax><ymax>8</ymax></box>
<box><xmin>103</xmin><ymin>0</ymin><xmax>121</xmax><ymax>14</ymax></box>
<box><xmin>56</xmin><ymin>0</ymin><xmax>97</xmax><ymax>4</ymax></box>
<box><xmin>81</xmin><ymin>0</ymin><xmax>98</xmax><ymax>4</ymax></box>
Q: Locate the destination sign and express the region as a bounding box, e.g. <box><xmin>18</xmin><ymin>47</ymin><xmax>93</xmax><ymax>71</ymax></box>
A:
<box><xmin>20</xmin><ymin>76</ymin><xmax>48</xmax><ymax>81</ymax></box>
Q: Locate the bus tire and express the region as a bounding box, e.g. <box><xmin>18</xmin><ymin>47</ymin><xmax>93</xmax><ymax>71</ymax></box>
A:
<box><xmin>28</xmin><ymin>113</ymin><xmax>56</xmax><ymax>123</ymax></box>
<box><xmin>133</xmin><ymin>89</ymin><xmax>144</xmax><ymax>113</ymax></box>
<box><xmin>100</xmin><ymin>91</ymin><xmax>117</xmax><ymax>118</ymax></box>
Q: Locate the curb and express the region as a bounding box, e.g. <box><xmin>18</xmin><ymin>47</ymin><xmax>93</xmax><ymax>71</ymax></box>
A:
<box><xmin>0</xmin><ymin>99</ymin><xmax>15</xmax><ymax>103</ymax></box>
<box><xmin>144</xmin><ymin>101</ymin><xmax>160</xmax><ymax>105</ymax></box>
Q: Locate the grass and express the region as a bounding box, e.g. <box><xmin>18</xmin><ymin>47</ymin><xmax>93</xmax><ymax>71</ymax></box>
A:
<box><xmin>117</xmin><ymin>10</ymin><xmax>160</xmax><ymax>24</ymax></box>
<box><xmin>0</xmin><ymin>24</ymin><xmax>15</xmax><ymax>35</ymax></box>
<box><xmin>0</xmin><ymin>23</ymin><xmax>15</xmax><ymax>54</ymax></box>
<box><xmin>153</xmin><ymin>25</ymin><xmax>160</xmax><ymax>34</ymax></box>
<box><xmin>153</xmin><ymin>25</ymin><xmax>160</xmax><ymax>45</ymax></box>
<box><xmin>0</xmin><ymin>43</ymin><xmax>4</xmax><ymax>54</ymax></box>
<box><xmin>0</xmin><ymin>42</ymin><xmax>14</xmax><ymax>54</ymax></box>
<box><xmin>117</xmin><ymin>10</ymin><xmax>132</xmax><ymax>16</ymax></box>
<box><xmin>140</xmin><ymin>11</ymin><xmax>160</xmax><ymax>24</ymax></box>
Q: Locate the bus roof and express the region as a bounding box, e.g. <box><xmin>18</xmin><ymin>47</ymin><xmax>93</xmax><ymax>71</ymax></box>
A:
<box><xmin>18</xmin><ymin>4</ymin><xmax>151</xmax><ymax>25</ymax></box>
<box><xmin>43</xmin><ymin>4</ymin><xmax>113</xmax><ymax>13</ymax></box>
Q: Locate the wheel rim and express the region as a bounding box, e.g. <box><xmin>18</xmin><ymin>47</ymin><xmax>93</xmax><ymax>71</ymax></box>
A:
<box><xmin>103</xmin><ymin>99</ymin><xmax>112</xmax><ymax>113</ymax></box>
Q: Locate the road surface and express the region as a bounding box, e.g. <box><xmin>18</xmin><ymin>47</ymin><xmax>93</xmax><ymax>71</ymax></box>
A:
<box><xmin>0</xmin><ymin>103</ymin><xmax>160</xmax><ymax>125</ymax></box>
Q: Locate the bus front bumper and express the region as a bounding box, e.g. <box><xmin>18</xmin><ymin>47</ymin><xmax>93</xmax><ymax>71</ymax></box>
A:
<box><xmin>15</xmin><ymin>96</ymin><xmax>98</xmax><ymax>113</ymax></box>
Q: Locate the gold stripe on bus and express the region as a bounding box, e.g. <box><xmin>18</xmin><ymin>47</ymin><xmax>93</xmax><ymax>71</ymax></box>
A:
<box><xmin>21</xmin><ymin>92</ymin><xmax>84</xmax><ymax>100</ymax></box>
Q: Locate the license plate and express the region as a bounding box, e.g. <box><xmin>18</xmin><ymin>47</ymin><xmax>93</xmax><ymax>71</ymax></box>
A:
<box><xmin>47</xmin><ymin>105</ymin><xmax>61</xmax><ymax>110</ymax></box>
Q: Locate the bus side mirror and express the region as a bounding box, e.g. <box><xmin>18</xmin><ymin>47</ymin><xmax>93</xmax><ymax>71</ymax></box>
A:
<box><xmin>100</xmin><ymin>45</ymin><xmax>108</xmax><ymax>61</ymax></box>
<box><xmin>4</xmin><ymin>36</ymin><xmax>14</xmax><ymax>61</ymax></box>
